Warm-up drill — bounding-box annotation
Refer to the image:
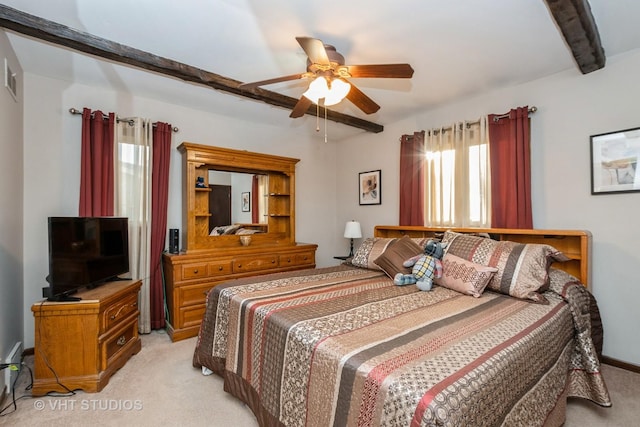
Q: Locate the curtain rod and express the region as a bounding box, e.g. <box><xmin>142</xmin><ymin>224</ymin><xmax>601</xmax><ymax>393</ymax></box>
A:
<box><xmin>491</xmin><ymin>106</ymin><xmax>537</xmax><ymax>122</ymax></box>
<box><xmin>406</xmin><ymin>106</ymin><xmax>538</xmax><ymax>139</ymax></box>
<box><xmin>456</xmin><ymin>106</ymin><xmax>538</xmax><ymax>128</ymax></box>
<box><xmin>68</xmin><ymin>108</ymin><xmax>179</xmax><ymax>132</ymax></box>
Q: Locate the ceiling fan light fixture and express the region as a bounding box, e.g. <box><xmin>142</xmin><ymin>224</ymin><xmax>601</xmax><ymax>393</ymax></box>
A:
<box><xmin>302</xmin><ymin>76</ymin><xmax>351</xmax><ymax>106</ymax></box>
<box><xmin>303</xmin><ymin>76</ymin><xmax>329</xmax><ymax>103</ymax></box>
<box><xmin>324</xmin><ymin>79</ymin><xmax>351</xmax><ymax>106</ymax></box>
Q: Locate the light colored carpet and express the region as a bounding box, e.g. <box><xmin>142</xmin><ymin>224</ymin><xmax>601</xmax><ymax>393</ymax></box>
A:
<box><xmin>1</xmin><ymin>329</ymin><xmax>638</xmax><ymax>426</ymax></box>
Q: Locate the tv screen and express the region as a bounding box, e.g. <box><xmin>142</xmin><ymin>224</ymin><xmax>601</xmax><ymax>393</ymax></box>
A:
<box><xmin>46</xmin><ymin>217</ymin><xmax>130</xmax><ymax>301</ymax></box>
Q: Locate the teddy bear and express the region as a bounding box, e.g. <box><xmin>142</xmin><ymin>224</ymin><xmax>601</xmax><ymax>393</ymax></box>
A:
<box><xmin>393</xmin><ymin>239</ymin><xmax>447</xmax><ymax>291</ymax></box>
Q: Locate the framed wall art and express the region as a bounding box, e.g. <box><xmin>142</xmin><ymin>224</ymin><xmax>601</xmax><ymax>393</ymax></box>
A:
<box><xmin>359</xmin><ymin>170</ymin><xmax>381</xmax><ymax>205</ymax></box>
<box><xmin>241</xmin><ymin>192</ymin><xmax>251</xmax><ymax>211</ymax></box>
<box><xmin>590</xmin><ymin>127</ymin><xmax>640</xmax><ymax>195</ymax></box>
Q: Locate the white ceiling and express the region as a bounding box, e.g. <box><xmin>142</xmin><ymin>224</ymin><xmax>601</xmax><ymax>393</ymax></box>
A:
<box><xmin>3</xmin><ymin>0</ymin><xmax>640</xmax><ymax>138</ymax></box>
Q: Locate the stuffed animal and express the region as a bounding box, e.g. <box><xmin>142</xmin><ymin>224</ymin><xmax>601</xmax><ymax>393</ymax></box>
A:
<box><xmin>394</xmin><ymin>239</ymin><xmax>447</xmax><ymax>291</ymax></box>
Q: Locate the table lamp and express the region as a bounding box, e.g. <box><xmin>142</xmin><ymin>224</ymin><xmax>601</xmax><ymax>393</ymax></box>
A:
<box><xmin>344</xmin><ymin>220</ymin><xmax>362</xmax><ymax>257</ymax></box>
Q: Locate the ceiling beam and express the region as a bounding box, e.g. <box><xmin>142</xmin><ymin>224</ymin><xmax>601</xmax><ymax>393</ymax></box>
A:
<box><xmin>0</xmin><ymin>4</ymin><xmax>383</xmax><ymax>133</ymax></box>
<box><xmin>543</xmin><ymin>0</ymin><xmax>605</xmax><ymax>74</ymax></box>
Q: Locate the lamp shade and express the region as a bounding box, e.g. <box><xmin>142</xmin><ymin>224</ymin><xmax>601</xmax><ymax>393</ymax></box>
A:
<box><xmin>324</xmin><ymin>79</ymin><xmax>351</xmax><ymax>106</ymax></box>
<box><xmin>344</xmin><ymin>221</ymin><xmax>362</xmax><ymax>239</ymax></box>
<box><xmin>303</xmin><ymin>76</ymin><xmax>351</xmax><ymax>106</ymax></box>
<box><xmin>302</xmin><ymin>76</ymin><xmax>329</xmax><ymax>103</ymax></box>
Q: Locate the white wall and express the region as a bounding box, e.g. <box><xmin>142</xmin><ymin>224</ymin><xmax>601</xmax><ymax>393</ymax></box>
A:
<box><xmin>336</xmin><ymin>49</ymin><xmax>640</xmax><ymax>366</ymax></box>
<box><xmin>20</xmin><ymin>74</ymin><xmax>340</xmax><ymax>347</ymax></box>
<box><xmin>0</xmin><ymin>30</ymin><xmax>24</xmax><ymax>394</ymax></box>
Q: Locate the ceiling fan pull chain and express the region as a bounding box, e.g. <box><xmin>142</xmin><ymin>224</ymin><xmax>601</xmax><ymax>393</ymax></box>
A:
<box><xmin>324</xmin><ymin>105</ymin><xmax>328</xmax><ymax>143</ymax></box>
<box><xmin>316</xmin><ymin>102</ymin><xmax>320</xmax><ymax>132</ymax></box>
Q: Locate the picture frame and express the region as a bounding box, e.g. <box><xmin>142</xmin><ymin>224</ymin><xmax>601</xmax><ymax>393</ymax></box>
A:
<box><xmin>359</xmin><ymin>170</ymin><xmax>381</xmax><ymax>205</ymax></box>
<box><xmin>241</xmin><ymin>192</ymin><xmax>251</xmax><ymax>212</ymax></box>
<box><xmin>590</xmin><ymin>127</ymin><xmax>640</xmax><ymax>195</ymax></box>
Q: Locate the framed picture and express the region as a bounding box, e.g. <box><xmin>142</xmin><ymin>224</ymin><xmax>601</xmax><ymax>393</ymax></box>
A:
<box><xmin>590</xmin><ymin>127</ymin><xmax>640</xmax><ymax>195</ymax></box>
<box><xmin>359</xmin><ymin>170</ymin><xmax>381</xmax><ymax>205</ymax></box>
<box><xmin>241</xmin><ymin>192</ymin><xmax>251</xmax><ymax>212</ymax></box>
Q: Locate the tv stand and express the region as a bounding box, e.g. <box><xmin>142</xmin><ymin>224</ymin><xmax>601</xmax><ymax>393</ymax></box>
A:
<box><xmin>31</xmin><ymin>279</ymin><xmax>142</xmax><ymax>396</ymax></box>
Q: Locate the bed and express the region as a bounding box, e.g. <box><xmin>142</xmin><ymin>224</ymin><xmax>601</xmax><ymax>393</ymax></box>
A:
<box><xmin>193</xmin><ymin>226</ymin><xmax>611</xmax><ymax>426</ymax></box>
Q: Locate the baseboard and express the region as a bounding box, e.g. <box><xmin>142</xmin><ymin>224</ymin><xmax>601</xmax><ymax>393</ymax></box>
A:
<box><xmin>601</xmin><ymin>355</ymin><xmax>640</xmax><ymax>374</ymax></box>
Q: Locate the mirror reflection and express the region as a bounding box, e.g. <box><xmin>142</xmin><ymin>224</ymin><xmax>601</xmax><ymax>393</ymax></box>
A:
<box><xmin>207</xmin><ymin>170</ymin><xmax>268</xmax><ymax>236</ymax></box>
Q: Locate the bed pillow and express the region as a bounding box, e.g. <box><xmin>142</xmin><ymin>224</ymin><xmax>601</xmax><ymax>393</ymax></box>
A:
<box><xmin>435</xmin><ymin>253</ymin><xmax>498</xmax><ymax>297</ymax></box>
<box><xmin>441</xmin><ymin>230</ymin><xmax>570</xmax><ymax>303</ymax></box>
<box><xmin>350</xmin><ymin>238</ymin><xmax>396</xmax><ymax>270</ymax></box>
<box><xmin>373</xmin><ymin>236</ymin><xmax>424</xmax><ymax>278</ymax></box>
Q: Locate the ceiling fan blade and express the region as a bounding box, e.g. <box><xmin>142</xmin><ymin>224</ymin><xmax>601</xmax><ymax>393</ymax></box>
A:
<box><xmin>239</xmin><ymin>73</ymin><xmax>305</xmax><ymax>90</ymax></box>
<box><xmin>346</xmin><ymin>83</ymin><xmax>380</xmax><ymax>114</ymax></box>
<box><xmin>296</xmin><ymin>37</ymin><xmax>330</xmax><ymax>65</ymax></box>
<box><xmin>289</xmin><ymin>96</ymin><xmax>313</xmax><ymax>118</ymax></box>
<box><xmin>346</xmin><ymin>64</ymin><xmax>414</xmax><ymax>79</ymax></box>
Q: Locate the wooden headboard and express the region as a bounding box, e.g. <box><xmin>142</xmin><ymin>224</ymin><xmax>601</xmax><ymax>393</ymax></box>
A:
<box><xmin>374</xmin><ymin>225</ymin><xmax>592</xmax><ymax>289</ymax></box>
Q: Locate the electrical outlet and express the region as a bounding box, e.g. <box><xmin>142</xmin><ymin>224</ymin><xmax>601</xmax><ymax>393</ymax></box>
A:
<box><xmin>4</xmin><ymin>341</ymin><xmax>23</xmax><ymax>391</ymax></box>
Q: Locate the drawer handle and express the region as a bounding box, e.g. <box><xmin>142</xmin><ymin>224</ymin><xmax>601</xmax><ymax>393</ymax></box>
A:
<box><xmin>272</xmin><ymin>259</ymin><xmax>276</xmax><ymax>264</ymax></box>
<box><xmin>109</xmin><ymin>302</ymin><xmax>137</xmax><ymax>320</ymax></box>
<box><xmin>218</xmin><ymin>266</ymin><xmax>223</xmax><ymax>271</ymax></box>
<box><xmin>116</xmin><ymin>335</ymin><xmax>127</xmax><ymax>346</ymax></box>
<box><xmin>237</xmin><ymin>264</ymin><xmax>242</xmax><ymax>268</ymax></box>
<box><xmin>193</xmin><ymin>269</ymin><xmax>199</xmax><ymax>274</ymax></box>
<box><xmin>286</xmin><ymin>258</ymin><xmax>291</xmax><ymax>262</ymax></box>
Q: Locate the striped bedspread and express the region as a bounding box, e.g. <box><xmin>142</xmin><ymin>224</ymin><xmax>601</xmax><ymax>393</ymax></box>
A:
<box><xmin>193</xmin><ymin>265</ymin><xmax>610</xmax><ymax>427</ymax></box>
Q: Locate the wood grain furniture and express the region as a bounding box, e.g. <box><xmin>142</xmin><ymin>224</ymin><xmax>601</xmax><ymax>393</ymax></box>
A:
<box><xmin>193</xmin><ymin>225</ymin><xmax>610</xmax><ymax>427</ymax></box>
<box><xmin>31</xmin><ymin>279</ymin><xmax>142</xmax><ymax>396</ymax></box>
<box><xmin>164</xmin><ymin>143</ymin><xmax>317</xmax><ymax>341</ymax></box>
<box><xmin>163</xmin><ymin>243</ymin><xmax>316</xmax><ymax>341</ymax></box>
<box><xmin>179</xmin><ymin>142</ymin><xmax>299</xmax><ymax>251</ymax></box>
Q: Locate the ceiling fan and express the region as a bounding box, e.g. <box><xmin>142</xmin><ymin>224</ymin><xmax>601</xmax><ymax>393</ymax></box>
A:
<box><xmin>239</xmin><ymin>37</ymin><xmax>414</xmax><ymax>118</ymax></box>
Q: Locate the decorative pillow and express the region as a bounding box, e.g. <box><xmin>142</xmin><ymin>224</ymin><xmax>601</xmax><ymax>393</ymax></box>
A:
<box><xmin>350</xmin><ymin>238</ymin><xmax>396</xmax><ymax>270</ymax></box>
<box><xmin>373</xmin><ymin>236</ymin><xmax>424</xmax><ymax>279</ymax></box>
<box><xmin>435</xmin><ymin>253</ymin><xmax>498</xmax><ymax>297</ymax></box>
<box><xmin>441</xmin><ymin>230</ymin><xmax>570</xmax><ymax>303</ymax></box>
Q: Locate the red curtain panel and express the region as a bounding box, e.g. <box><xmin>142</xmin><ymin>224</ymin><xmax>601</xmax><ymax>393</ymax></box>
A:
<box><xmin>399</xmin><ymin>131</ymin><xmax>425</xmax><ymax>226</ymax></box>
<box><xmin>488</xmin><ymin>107</ymin><xmax>533</xmax><ymax>229</ymax></box>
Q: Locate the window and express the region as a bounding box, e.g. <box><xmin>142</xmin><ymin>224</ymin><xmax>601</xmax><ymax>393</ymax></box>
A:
<box><xmin>424</xmin><ymin>119</ymin><xmax>490</xmax><ymax>227</ymax></box>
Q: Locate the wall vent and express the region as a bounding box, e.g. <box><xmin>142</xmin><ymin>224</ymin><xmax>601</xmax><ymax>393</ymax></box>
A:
<box><xmin>4</xmin><ymin>58</ymin><xmax>17</xmax><ymax>101</ymax></box>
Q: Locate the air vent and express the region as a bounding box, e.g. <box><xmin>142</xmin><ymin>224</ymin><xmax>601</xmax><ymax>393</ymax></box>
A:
<box><xmin>4</xmin><ymin>58</ymin><xmax>17</xmax><ymax>101</ymax></box>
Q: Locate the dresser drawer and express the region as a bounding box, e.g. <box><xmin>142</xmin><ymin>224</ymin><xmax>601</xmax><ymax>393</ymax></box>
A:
<box><xmin>181</xmin><ymin>262</ymin><xmax>209</xmax><ymax>280</ymax></box>
<box><xmin>280</xmin><ymin>251</ymin><xmax>315</xmax><ymax>267</ymax></box>
<box><xmin>102</xmin><ymin>292</ymin><xmax>139</xmax><ymax>333</ymax></box>
<box><xmin>207</xmin><ymin>261</ymin><xmax>232</xmax><ymax>277</ymax></box>
<box><xmin>233</xmin><ymin>255</ymin><xmax>278</xmax><ymax>273</ymax></box>
<box><xmin>101</xmin><ymin>316</ymin><xmax>138</xmax><ymax>370</ymax></box>
<box><xmin>180</xmin><ymin>261</ymin><xmax>232</xmax><ymax>281</ymax></box>
<box><xmin>180</xmin><ymin>282</ymin><xmax>218</xmax><ymax>307</ymax></box>
<box><xmin>180</xmin><ymin>304</ymin><xmax>206</xmax><ymax>329</ymax></box>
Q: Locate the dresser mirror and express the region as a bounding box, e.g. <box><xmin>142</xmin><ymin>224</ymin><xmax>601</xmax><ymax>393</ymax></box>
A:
<box><xmin>179</xmin><ymin>142</ymin><xmax>298</xmax><ymax>252</ymax></box>
<box><xmin>207</xmin><ymin>170</ymin><xmax>268</xmax><ymax>234</ymax></box>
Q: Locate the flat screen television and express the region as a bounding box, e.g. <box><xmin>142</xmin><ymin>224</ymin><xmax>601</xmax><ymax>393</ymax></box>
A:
<box><xmin>45</xmin><ymin>216</ymin><xmax>130</xmax><ymax>301</ymax></box>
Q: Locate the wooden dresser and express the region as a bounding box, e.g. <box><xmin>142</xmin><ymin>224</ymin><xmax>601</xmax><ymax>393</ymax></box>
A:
<box><xmin>31</xmin><ymin>279</ymin><xmax>142</xmax><ymax>396</ymax></box>
<box><xmin>163</xmin><ymin>243</ymin><xmax>317</xmax><ymax>341</ymax></box>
